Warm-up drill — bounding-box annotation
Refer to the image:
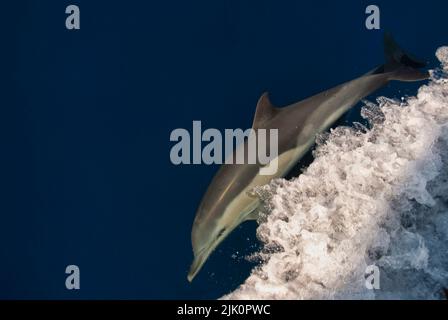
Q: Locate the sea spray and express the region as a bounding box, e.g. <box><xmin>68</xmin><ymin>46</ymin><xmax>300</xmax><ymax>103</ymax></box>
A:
<box><xmin>224</xmin><ymin>47</ymin><xmax>448</xmax><ymax>300</ymax></box>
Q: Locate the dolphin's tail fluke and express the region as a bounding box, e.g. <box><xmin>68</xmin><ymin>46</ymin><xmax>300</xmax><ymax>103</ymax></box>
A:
<box><xmin>382</xmin><ymin>32</ymin><xmax>429</xmax><ymax>81</ymax></box>
<box><xmin>384</xmin><ymin>32</ymin><xmax>426</xmax><ymax>70</ymax></box>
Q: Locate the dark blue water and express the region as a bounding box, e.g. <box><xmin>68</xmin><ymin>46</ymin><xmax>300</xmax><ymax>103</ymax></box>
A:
<box><xmin>2</xmin><ymin>0</ymin><xmax>446</xmax><ymax>299</ymax></box>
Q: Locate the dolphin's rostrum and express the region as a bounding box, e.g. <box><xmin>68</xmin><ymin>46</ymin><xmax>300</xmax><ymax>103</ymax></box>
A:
<box><xmin>187</xmin><ymin>33</ymin><xmax>429</xmax><ymax>282</ymax></box>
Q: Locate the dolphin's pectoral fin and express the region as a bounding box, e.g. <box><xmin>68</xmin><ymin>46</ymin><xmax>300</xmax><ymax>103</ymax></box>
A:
<box><xmin>243</xmin><ymin>200</ymin><xmax>262</xmax><ymax>222</ymax></box>
<box><xmin>244</xmin><ymin>209</ymin><xmax>260</xmax><ymax>222</ymax></box>
<box><xmin>252</xmin><ymin>92</ymin><xmax>279</xmax><ymax>129</ymax></box>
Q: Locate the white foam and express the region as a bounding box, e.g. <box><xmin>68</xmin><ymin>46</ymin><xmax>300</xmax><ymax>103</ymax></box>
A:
<box><xmin>223</xmin><ymin>47</ymin><xmax>448</xmax><ymax>300</ymax></box>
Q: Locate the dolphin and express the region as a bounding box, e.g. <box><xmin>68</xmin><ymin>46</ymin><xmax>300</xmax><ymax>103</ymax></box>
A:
<box><xmin>187</xmin><ymin>33</ymin><xmax>429</xmax><ymax>282</ymax></box>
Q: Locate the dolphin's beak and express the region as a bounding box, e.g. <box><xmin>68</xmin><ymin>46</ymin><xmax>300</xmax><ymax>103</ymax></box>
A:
<box><xmin>187</xmin><ymin>223</ymin><xmax>240</xmax><ymax>282</ymax></box>
<box><xmin>187</xmin><ymin>249</ymin><xmax>209</xmax><ymax>282</ymax></box>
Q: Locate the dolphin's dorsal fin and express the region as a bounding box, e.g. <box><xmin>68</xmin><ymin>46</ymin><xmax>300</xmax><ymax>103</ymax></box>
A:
<box><xmin>252</xmin><ymin>92</ymin><xmax>278</xmax><ymax>129</ymax></box>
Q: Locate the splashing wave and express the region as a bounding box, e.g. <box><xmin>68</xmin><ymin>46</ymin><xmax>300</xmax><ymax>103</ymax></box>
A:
<box><xmin>224</xmin><ymin>47</ymin><xmax>448</xmax><ymax>300</ymax></box>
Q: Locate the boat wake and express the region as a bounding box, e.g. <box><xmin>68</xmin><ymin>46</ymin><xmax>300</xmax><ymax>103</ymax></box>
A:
<box><xmin>224</xmin><ymin>47</ymin><xmax>448</xmax><ymax>300</ymax></box>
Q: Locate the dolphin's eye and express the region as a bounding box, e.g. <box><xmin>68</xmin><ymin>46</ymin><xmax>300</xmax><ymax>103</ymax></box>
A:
<box><xmin>217</xmin><ymin>228</ymin><xmax>226</xmax><ymax>238</ymax></box>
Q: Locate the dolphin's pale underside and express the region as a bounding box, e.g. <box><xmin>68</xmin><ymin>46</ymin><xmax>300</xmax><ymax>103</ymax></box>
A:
<box><xmin>187</xmin><ymin>34</ymin><xmax>429</xmax><ymax>282</ymax></box>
